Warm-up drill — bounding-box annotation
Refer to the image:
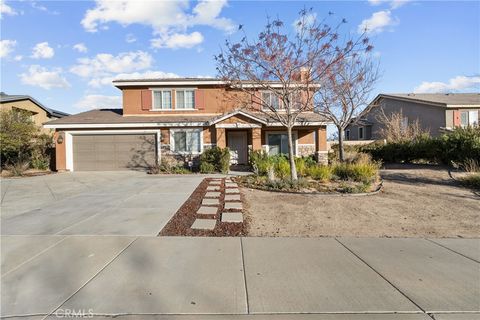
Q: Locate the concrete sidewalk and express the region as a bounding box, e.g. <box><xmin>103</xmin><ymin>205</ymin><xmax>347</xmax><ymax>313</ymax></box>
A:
<box><xmin>1</xmin><ymin>236</ymin><xmax>479</xmax><ymax>319</ymax></box>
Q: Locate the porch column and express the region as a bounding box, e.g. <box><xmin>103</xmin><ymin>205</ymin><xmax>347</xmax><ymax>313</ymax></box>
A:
<box><xmin>216</xmin><ymin>127</ymin><xmax>226</xmax><ymax>148</ymax></box>
<box><xmin>251</xmin><ymin>127</ymin><xmax>262</xmax><ymax>151</ymax></box>
<box><xmin>315</xmin><ymin>126</ymin><xmax>328</xmax><ymax>164</ymax></box>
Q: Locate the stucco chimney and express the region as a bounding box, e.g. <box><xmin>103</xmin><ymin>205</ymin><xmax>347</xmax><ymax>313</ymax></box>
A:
<box><xmin>300</xmin><ymin>67</ymin><xmax>310</xmax><ymax>82</ymax></box>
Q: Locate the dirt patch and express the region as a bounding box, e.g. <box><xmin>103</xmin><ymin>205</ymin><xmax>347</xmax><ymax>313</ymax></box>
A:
<box><xmin>159</xmin><ymin>178</ymin><xmax>248</xmax><ymax>237</ymax></box>
<box><xmin>244</xmin><ymin>165</ymin><xmax>480</xmax><ymax>238</ymax></box>
<box><xmin>1</xmin><ymin>169</ymin><xmax>54</xmax><ymax>178</ymax></box>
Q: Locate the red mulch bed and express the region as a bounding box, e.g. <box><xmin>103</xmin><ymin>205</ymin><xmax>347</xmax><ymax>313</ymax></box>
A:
<box><xmin>158</xmin><ymin>178</ymin><xmax>248</xmax><ymax>237</ymax></box>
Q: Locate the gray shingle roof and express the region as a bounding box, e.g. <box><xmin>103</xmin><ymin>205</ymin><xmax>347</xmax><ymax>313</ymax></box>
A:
<box><xmin>0</xmin><ymin>92</ymin><xmax>69</xmax><ymax>117</ymax></box>
<box><xmin>380</xmin><ymin>93</ymin><xmax>480</xmax><ymax>106</ymax></box>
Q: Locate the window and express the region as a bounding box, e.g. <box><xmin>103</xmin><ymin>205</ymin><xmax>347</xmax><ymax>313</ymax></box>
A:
<box><xmin>171</xmin><ymin>129</ymin><xmax>201</xmax><ymax>153</ymax></box>
<box><xmin>401</xmin><ymin>117</ymin><xmax>409</xmax><ymax>131</ymax></box>
<box><xmin>358</xmin><ymin>127</ymin><xmax>364</xmax><ymax>140</ymax></box>
<box><xmin>261</xmin><ymin>91</ymin><xmax>280</xmax><ymax>110</ymax></box>
<box><xmin>153</xmin><ymin>90</ymin><xmax>172</xmax><ymax>110</ymax></box>
<box><xmin>267</xmin><ymin>132</ymin><xmax>296</xmax><ymax>156</ymax></box>
<box><xmin>345</xmin><ymin>129</ymin><xmax>350</xmax><ymax>140</ymax></box>
<box><xmin>460</xmin><ymin>111</ymin><xmax>469</xmax><ymax>127</ymax></box>
<box><xmin>176</xmin><ymin>90</ymin><xmax>195</xmax><ymax>109</ymax></box>
<box><xmin>469</xmin><ymin>110</ymin><xmax>479</xmax><ymax>126</ymax></box>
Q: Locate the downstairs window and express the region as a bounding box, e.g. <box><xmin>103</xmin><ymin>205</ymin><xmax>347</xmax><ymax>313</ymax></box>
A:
<box><xmin>171</xmin><ymin>129</ymin><xmax>201</xmax><ymax>153</ymax></box>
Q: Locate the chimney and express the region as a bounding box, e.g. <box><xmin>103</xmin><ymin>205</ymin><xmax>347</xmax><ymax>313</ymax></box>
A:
<box><xmin>300</xmin><ymin>67</ymin><xmax>310</xmax><ymax>82</ymax></box>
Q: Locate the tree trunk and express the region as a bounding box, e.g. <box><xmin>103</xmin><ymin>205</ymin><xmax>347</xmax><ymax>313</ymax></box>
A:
<box><xmin>287</xmin><ymin>126</ymin><xmax>298</xmax><ymax>181</ymax></box>
<box><xmin>338</xmin><ymin>126</ymin><xmax>345</xmax><ymax>162</ymax></box>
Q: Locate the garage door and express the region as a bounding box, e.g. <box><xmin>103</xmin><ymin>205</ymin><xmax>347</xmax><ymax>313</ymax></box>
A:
<box><xmin>72</xmin><ymin>134</ymin><xmax>157</xmax><ymax>171</ymax></box>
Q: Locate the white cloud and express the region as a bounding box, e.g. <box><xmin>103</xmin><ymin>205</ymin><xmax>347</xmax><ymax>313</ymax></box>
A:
<box><xmin>20</xmin><ymin>65</ymin><xmax>70</xmax><ymax>89</ymax></box>
<box><xmin>368</xmin><ymin>0</ymin><xmax>383</xmax><ymax>5</ymax></box>
<box><xmin>0</xmin><ymin>39</ymin><xmax>16</xmax><ymax>58</ymax></box>
<box><xmin>73</xmin><ymin>43</ymin><xmax>88</xmax><ymax>53</ymax></box>
<box><xmin>367</xmin><ymin>0</ymin><xmax>410</xmax><ymax>8</ymax></box>
<box><xmin>292</xmin><ymin>12</ymin><xmax>317</xmax><ymax>33</ymax></box>
<box><xmin>151</xmin><ymin>31</ymin><xmax>204</xmax><ymax>49</ymax></box>
<box><xmin>14</xmin><ymin>55</ymin><xmax>22</xmax><ymax>61</ymax></box>
<box><xmin>81</xmin><ymin>0</ymin><xmax>234</xmax><ymax>49</ymax></box>
<box><xmin>31</xmin><ymin>42</ymin><xmax>55</xmax><ymax>59</ymax></box>
<box><xmin>0</xmin><ymin>2</ymin><xmax>17</xmax><ymax>17</ymax></box>
<box><xmin>414</xmin><ymin>76</ymin><xmax>480</xmax><ymax>93</ymax></box>
<box><xmin>125</xmin><ymin>33</ymin><xmax>136</xmax><ymax>43</ymax></box>
<box><xmin>358</xmin><ymin>10</ymin><xmax>398</xmax><ymax>34</ymax></box>
<box><xmin>88</xmin><ymin>70</ymin><xmax>180</xmax><ymax>87</ymax></box>
<box><xmin>74</xmin><ymin>94</ymin><xmax>121</xmax><ymax>110</ymax></box>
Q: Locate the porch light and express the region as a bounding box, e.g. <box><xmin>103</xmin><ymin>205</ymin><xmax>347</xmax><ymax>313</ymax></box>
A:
<box><xmin>57</xmin><ymin>134</ymin><xmax>64</xmax><ymax>144</ymax></box>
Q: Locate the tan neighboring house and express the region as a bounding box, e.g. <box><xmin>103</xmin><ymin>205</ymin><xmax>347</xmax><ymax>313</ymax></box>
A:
<box><xmin>0</xmin><ymin>92</ymin><xmax>69</xmax><ymax>133</ymax></box>
<box><xmin>44</xmin><ymin>78</ymin><xmax>330</xmax><ymax>172</ymax></box>
<box><xmin>345</xmin><ymin>93</ymin><xmax>480</xmax><ymax>141</ymax></box>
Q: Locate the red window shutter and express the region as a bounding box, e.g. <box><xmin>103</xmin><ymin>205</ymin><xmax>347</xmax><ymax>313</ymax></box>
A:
<box><xmin>195</xmin><ymin>89</ymin><xmax>205</xmax><ymax>110</ymax></box>
<box><xmin>141</xmin><ymin>90</ymin><xmax>152</xmax><ymax>110</ymax></box>
<box><xmin>453</xmin><ymin>110</ymin><xmax>460</xmax><ymax>126</ymax></box>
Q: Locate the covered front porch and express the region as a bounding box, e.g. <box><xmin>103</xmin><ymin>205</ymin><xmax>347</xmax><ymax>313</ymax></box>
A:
<box><xmin>209</xmin><ymin>110</ymin><xmax>328</xmax><ymax>165</ymax></box>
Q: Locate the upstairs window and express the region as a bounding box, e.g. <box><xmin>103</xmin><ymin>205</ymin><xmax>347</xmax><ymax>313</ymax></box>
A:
<box><xmin>153</xmin><ymin>90</ymin><xmax>172</xmax><ymax>110</ymax></box>
<box><xmin>261</xmin><ymin>91</ymin><xmax>280</xmax><ymax>110</ymax></box>
<box><xmin>176</xmin><ymin>90</ymin><xmax>195</xmax><ymax>109</ymax></box>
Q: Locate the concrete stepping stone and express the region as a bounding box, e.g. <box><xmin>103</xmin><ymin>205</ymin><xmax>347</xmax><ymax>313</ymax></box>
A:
<box><xmin>209</xmin><ymin>182</ymin><xmax>222</xmax><ymax>186</ymax></box>
<box><xmin>224</xmin><ymin>202</ymin><xmax>243</xmax><ymax>210</ymax></box>
<box><xmin>202</xmin><ymin>198</ymin><xmax>220</xmax><ymax>205</ymax></box>
<box><xmin>191</xmin><ymin>219</ymin><xmax>216</xmax><ymax>230</ymax></box>
<box><xmin>225</xmin><ymin>182</ymin><xmax>238</xmax><ymax>188</ymax></box>
<box><xmin>206</xmin><ymin>186</ymin><xmax>220</xmax><ymax>191</ymax></box>
<box><xmin>225</xmin><ymin>194</ymin><xmax>241</xmax><ymax>201</ymax></box>
<box><xmin>197</xmin><ymin>206</ymin><xmax>218</xmax><ymax>215</ymax></box>
<box><xmin>221</xmin><ymin>212</ymin><xmax>243</xmax><ymax>223</ymax></box>
<box><xmin>225</xmin><ymin>188</ymin><xmax>240</xmax><ymax>194</ymax></box>
<box><xmin>210</xmin><ymin>178</ymin><xmax>223</xmax><ymax>181</ymax></box>
<box><xmin>205</xmin><ymin>191</ymin><xmax>221</xmax><ymax>198</ymax></box>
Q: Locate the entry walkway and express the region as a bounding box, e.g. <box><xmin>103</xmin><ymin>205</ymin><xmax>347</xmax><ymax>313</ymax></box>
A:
<box><xmin>1</xmin><ymin>236</ymin><xmax>479</xmax><ymax>319</ymax></box>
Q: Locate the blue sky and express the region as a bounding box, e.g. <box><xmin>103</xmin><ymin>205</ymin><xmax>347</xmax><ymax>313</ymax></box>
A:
<box><xmin>1</xmin><ymin>0</ymin><xmax>479</xmax><ymax>115</ymax></box>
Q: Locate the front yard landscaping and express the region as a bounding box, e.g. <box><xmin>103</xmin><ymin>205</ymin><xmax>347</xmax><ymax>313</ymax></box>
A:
<box><xmin>242</xmin><ymin>165</ymin><xmax>480</xmax><ymax>238</ymax></box>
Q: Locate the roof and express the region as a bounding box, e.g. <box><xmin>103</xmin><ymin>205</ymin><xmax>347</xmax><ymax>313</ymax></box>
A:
<box><xmin>0</xmin><ymin>92</ymin><xmax>69</xmax><ymax>117</ymax></box>
<box><xmin>378</xmin><ymin>93</ymin><xmax>480</xmax><ymax>107</ymax></box>
<box><xmin>44</xmin><ymin>108</ymin><xmax>329</xmax><ymax>128</ymax></box>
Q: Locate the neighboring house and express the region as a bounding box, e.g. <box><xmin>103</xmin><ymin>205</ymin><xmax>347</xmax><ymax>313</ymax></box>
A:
<box><xmin>0</xmin><ymin>92</ymin><xmax>69</xmax><ymax>133</ymax></box>
<box><xmin>345</xmin><ymin>93</ymin><xmax>480</xmax><ymax>141</ymax></box>
<box><xmin>44</xmin><ymin>78</ymin><xmax>329</xmax><ymax>171</ymax></box>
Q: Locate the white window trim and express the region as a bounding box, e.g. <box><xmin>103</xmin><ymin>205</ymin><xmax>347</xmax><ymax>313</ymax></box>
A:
<box><xmin>265</xmin><ymin>130</ymin><xmax>298</xmax><ymax>156</ymax></box>
<box><xmin>169</xmin><ymin>128</ymin><xmax>203</xmax><ymax>155</ymax></box>
<box><xmin>358</xmin><ymin>126</ymin><xmax>365</xmax><ymax>140</ymax></box>
<box><xmin>260</xmin><ymin>90</ymin><xmax>281</xmax><ymax>111</ymax></box>
<box><xmin>65</xmin><ymin>129</ymin><xmax>161</xmax><ymax>172</ymax></box>
<box><xmin>175</xmin><ymin>88</ymin><xmax>196</xmax><ymax>110</ymax></box>
<box><xmin>152</xmin><ymin>89</ymin><xmax>173</xmax><ymax>110</ymax></box>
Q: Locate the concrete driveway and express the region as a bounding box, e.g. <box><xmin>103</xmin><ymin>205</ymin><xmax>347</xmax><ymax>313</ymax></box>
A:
<box><xmin>1</xmin><ymin>172</ymin><xmax>204</xmax><ymax>236</ymax></box>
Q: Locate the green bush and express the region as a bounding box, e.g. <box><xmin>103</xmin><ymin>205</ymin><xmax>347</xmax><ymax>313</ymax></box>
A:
<box><xmin>459</xmin><ymin>173</ymin><xmax>480</xmax><ymax>190</ymax></box>
<box><xmin>199</xmin><ymin>162</ymin><xmax>216</xmax><ymax>173</ymax></box>
<box><xmin>307</xmin><ymin>165</ymin><xmax>332</xmax><ymax>182</ymax></box>
<box><xmin>273</xmin><ymin>155</ymin><xmax>290</xmax><ymax>180</ymax></box>
<box><xmin>249</xmin><ymin>150</ymin><xmax>273</xmax><ymax>175</ymax></box>
<box><xmin>333</xmin><ymin>162</ymin><xmax>379</xmax><ymax>183</ymax></box>
<box><xmin>363</xmin><ymin>127</ymin><xmax>480</xmax><ymax>166</ymax></box>
<box><xmin>199</xmin><ymin>147</ymin><xmax>231</xmax><ymax>174</ymax></box>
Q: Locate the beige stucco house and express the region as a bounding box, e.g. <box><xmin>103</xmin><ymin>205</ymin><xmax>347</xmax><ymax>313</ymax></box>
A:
<box><xmin>44</xmin><ymin>78</ymin><xmax>329</xmax><ymax>171</ymax></box>
<box><xmin>0</xmin><ymin>92</ymin><xmax>69</xmax><ymax>133</ymax></box>
<box><xmin>345</xmin><ymin>93</ymin><xmax>480</xmax><ymax>140</ymax></box>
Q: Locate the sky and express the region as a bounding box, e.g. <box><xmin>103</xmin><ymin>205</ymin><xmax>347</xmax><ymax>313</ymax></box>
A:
<box><xmin>1</xmin><ymin>0</ymin><xmax>479</xmax><ymax>115</ymax></box>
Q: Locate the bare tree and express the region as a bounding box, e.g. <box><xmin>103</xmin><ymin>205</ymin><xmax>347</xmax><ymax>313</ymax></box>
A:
<box><xmin>376</xmin><ymin>109</ymin><xmax>430</xmax><ymax>142</ymax></box>
<box><xmin>315</xmin><ymin>51</ymin><xmax>379</xmax><ymax>162</ymax></box>
<box><xmin>216</xmin><ymin>8</ymin><xmax>373</xmax><ymax>180</ymax></box>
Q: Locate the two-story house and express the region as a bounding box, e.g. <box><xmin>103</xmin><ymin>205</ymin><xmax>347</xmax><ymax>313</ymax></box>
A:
<box><xmin>345</xmin><ymin>93</ymin><xmax>480</xmax><ymax>141</ymax></box>
<box><xmin>1</xmin><ymin>92</ymin><xmax>69</xmax><ymax>133</ymax></box>
<box><xmin>44</xmin><ymin>78</ymin><xmax>329</xmax><ymax>171</ymax></box>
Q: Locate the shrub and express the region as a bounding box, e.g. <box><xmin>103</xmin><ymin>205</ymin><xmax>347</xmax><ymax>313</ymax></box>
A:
<box><xmin>265</xmin><ymin>177</ymin><xmax>310</xmax><ymax>191</ymax></box>
<box><xmin>438</xmin><ymin>127</ymin><xmax>480</xmax><ymax>165</ymax></box>
<box><xmin>273</xmin><ymin>155</ymin><xmax>290</xmax><ymax>180</ymax></box>
<box><xmin>459</xmin><ymin>173</ymin><xmax>480</xmax><ymax>190</ymax></box>
<box><xmin>249</xmin><ymin>150</ymin><xmax>273</xmax><ymax>175</ymax></box>
<box><xmin>333</xmin><ymin>162</ymin><xmax>379</xmax><ymax>183</ymax></box>
<box><xmin>199</xmin><ymin>162</ymin><xmax>216</xmax><ymax>173</ymax></box>
<box><xmin>199</xmin><ymin>147</ymin><xmax>231</xmax><ymax>174</ymax></box>
<box><xmin>461</xmin><ymin>158</ymin><xmax>480</xmax><ymax>173</ymax></box>
<box><xmin>30</xmin><ymin>133</ymin><xmax>54</xmax><ymax>170</ymax></box>
<box><xmin>307</xmin><ymin>165</ymin><xmax>332</xmax><ymax>182</ymax></box>
<box><xmin>5</xmin><ymin>159</ymin><xmax>30</xmax><ymax>176</ymax></box>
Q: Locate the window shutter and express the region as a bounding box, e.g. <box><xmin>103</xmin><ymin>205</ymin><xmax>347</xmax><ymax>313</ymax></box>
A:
<box><xmin>141</xmin><ymin>90</ymin><xmax>152</xmax><ymax>110</ymax></box>
<box><xmin>453</xmin><ymin>110</ymin><xmax>460</xmax><ymax>126</ymax></box>
<box><xmin>194</xmin><ymin>89</ymin><xmax>205</xmax><ymax>110</ymax></box>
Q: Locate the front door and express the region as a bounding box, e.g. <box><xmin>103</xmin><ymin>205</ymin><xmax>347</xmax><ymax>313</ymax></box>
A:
<box><xmin>227</xmin><ymin>131</ymin><xmax>248</xmax><ymax>165</ymax></box>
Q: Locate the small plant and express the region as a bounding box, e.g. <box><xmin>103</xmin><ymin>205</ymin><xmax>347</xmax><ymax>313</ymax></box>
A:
<box><xmin>459</xmin><ymin>173</ymin><xmax>480</xmax><ymax>190</ymax></box>
<box><xmin>148</xmin><ymin>164</ymin><xmax>161</xmax><ymax>174</ymax></box>
<box><xmin>307</xmin><ymin>165</ymin><xmax>332</xmax><ymax>182</ymax></box>
<box><xmin>461</xmin><ymin>158</ymin><xmax>480</xmax><ymax>173</ymax></box>
<box><xmin>5</xmin><ymin>160</ymin><xmax>30</xmax><ymax>176</ymax></box>
<box><xmin>333</xmin><ymin>162</ymin><xmax>379</xmax><ymax>183</ymax></box>
<box><xmin>199</xmin><ymin>162</ymin><xmax>216</xmax><ymax>174</ymax></box>
<box><xmin>249</xmin><ymin>150</ymin><xmax>273</xmax><ymax>175</ymax></box>
<box><xmin>200</xmin><ymin>147</ymin><xmax>230</xmax><ymax>174</ymax></box>
<box><xmin>273</xmin><ymin>156</ymin><xmax>290</xmax><ymax>180</ymax></box>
